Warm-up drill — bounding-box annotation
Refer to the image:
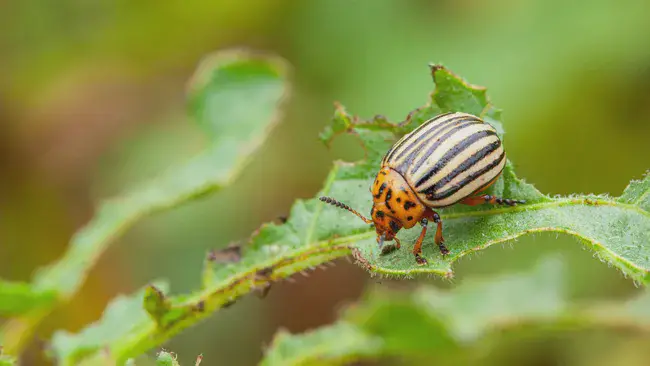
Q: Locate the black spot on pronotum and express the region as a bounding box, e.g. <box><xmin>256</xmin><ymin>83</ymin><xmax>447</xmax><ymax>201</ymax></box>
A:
<box><xmin>389</xmin><ymin>220</ymin><xmax>400</xmax><ymax>233</ymax></box>
<box><xmin>407</xmin><ymin>216</ymin><xmax>413</xmax><ymax>221</ymax></box>
<box><xmin>380</xmin><ymin>170</ymin><xmax>388</xmax><ymax>176</ymax></box>
<box><xmin>396</xmin><ymin>197</ymin><xmax>401</xmax><ymax>203</ymax></box>
<box><xmin>385</xmin><ymin>189</ymin><xmax>393</xmax><ymax>210</ymax></box>
<box><xmin>404</xmin><ymin>201</ymin><xmax>416</xmax><ymax>210</ymax></box>
<box><xmin>374</xmin><ymin>182</ymin><xmax>387</xmax><ymax>198</ymax></box>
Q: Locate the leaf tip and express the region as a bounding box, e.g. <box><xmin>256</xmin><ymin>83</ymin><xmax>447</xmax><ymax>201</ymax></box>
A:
<box><xmin>319</xmin><ymin>102</ymin><xmax>354</xmax><ymax>146</ymax></box>
<box><xmin>187</xmin><ymin>48</ymin><xmax>290</xmax><ymax>97</ymax></box>
<box><xmin>144</xmin><ymin>284</ymin><xmax>171</xmax><ymax>325</ymax></box>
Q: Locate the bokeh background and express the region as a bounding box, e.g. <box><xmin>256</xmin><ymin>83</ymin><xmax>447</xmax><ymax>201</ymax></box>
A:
<box><xmin>2</xmin><ymin>0</ymin><xmax>650</xmax><ymax>365</ymax></box>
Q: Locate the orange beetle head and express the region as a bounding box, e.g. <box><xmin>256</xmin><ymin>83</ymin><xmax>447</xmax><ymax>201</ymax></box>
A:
<box><xmin>370</xmin><ymin>204</ymin><xmax>402</xmax><ymax>247</ymax></box>
<box><xmin>320</xmin><ymin>167</ymin><xmax>426</xmax><ymax>250</ymax></box>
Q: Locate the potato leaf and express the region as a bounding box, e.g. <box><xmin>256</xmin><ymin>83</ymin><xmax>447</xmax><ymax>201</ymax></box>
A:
<box><xmin>49</xmin><ymin>281</ymin><xmax>168</xmax><ymax>366</ymax></box>
<box><xmin>0</xmin><ymin>280</ymin><xmax>56</xmax><ymax>317</ymax></box>
<box><xmin>45</xmin><ymin>62</ymin><xmax>650</xmax><ymax>364</ymax></box>
<box><xmin>261</xmin><ymin>257</ymin><xmax>650</xmax><ymax>365</ymax></box>
<box><xmin>317</xmin><ymin>65</ymin><xmax>649</xmax><ymax>283</ymax></box>
<box><xmin>1</xmin><ymin>49</ymin><xmax>290</xmax><ymax>355</ymax></box>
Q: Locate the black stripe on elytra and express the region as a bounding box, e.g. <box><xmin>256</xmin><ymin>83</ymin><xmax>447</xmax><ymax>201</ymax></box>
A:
<box><xmin>425</xmin><ymin>151</ymin><xmax>506</xmax><ymax>201</ymax></box>
<box><xmin>374</xmin><ymin>182</ymin><xmax>387</xmax><ymax>199</ymax></box>
<box><xmin>384</xmin><ymin>113</ymin><xmax>454</xmax><ymax>163</ymax></box>
<box><xmin>395</xmin><ymin>119</ymin><xmax>478</xmax><ymax>175</ymax></box>
<box><xmin>407</xmin><ymin>119</ymin><xmax>480</xmax><ymax>174</ymax></box>
<box><xmin>396</xmin><ymin>115</ymin><xmax>473</xmax><ymax>166</ymax></box>
<box><xmin>414</xmin><ymin>129</ymin><xmax>497</xmax><ymax>188</ymax></box>
<box><xmin>420</xmin><ymin>138</ymin><xmax>502</xmax><ymax>194</ymax></box>
<box><xmin>388</xmin><ymin>114</ymin><xmax>467</xmax><ymax>165</ymax></box>
<box><xmin>385</xmin><ymin>188</ymin><xmax>393</xmax><ymax>210</ymax></box>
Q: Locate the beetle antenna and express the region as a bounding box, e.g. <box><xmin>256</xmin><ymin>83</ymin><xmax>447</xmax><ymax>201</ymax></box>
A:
<box><xmin>319</xmin><ymin>196</ymin><xmax>373</xmax><ymax>224</ymax></box>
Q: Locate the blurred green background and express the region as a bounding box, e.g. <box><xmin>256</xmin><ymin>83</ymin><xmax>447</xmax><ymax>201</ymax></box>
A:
<box><xmin>2</xmin><ymin>0</ymin><xmax>650</xmax><ymax>365</ymax></box>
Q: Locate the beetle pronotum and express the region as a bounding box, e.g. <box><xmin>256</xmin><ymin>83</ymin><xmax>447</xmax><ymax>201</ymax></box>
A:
<box><xmin>320</xmin><ymin>112</ymin><xmax>525</xmax><ymax>265</ymax></box>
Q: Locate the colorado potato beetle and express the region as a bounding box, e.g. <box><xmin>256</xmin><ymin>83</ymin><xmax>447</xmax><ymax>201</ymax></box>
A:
<box><xmin>320</xmin><ymin>112</ymin><xmax>525</xmax><ymax>265</ymax></box>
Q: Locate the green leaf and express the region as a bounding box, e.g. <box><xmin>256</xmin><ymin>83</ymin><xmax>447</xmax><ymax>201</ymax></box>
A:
<box><xmin>0</xmin><ymin>280</ymin><xmax>56</xmax><ymax>316</ymax></box>
<box><xmin>155</xmin><ymin>351</ymin><xmax>180</xmax><ymax>366</ymax></box>
<box><xmin>0</xmin><ymin>348</ymin><xmax>15</xmax><ymax>366</ymax></box>
<box><xmin>49</xmin><ymin>281</ymin><xmax>169</xmax><ymax>366</ymax></box>
<box><xmin>262</xmin><ymin>257</ymin><xmax>650</xmax><ymax>365</ymax></box>
<box><xmin>49</xmin><ymin>227</ymin><xmax>352</xmax><ymax>364</ymax></box>
<box><xmin>0</xmin><ymin>49</ymin><xmax>290</xmax><ymax>355</ymax></box>
<box><xmin>0</xmin><ymin>357</ymin><xmax>15</xmax><ymax>366</ymax></box>
<box><xmin>34</xmin><ymin>49</ymin><xmax>290</xmax><ymax>298</ymax></box>
<box><xmin>314</xmin><ymin>64</ymin><xmax>649</xmax><ymax>283</ymax></box>
<box><xmin>260</xmin><ymin>323</ymin><xmax>383</xmax><ymax>366</ymax></box>
<box><xmin>40</xmin><ymin>61</ymin><xmax>650</xmax><ymax>364</ymax></box>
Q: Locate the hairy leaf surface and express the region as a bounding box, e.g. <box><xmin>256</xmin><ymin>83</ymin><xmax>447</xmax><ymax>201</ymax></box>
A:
<box><xmin>44</xmin><ymin>62</ymin><xmax>650</xmax><ymax>364</ymax></box>
<box><xmin>317</xmin><ymin>65</ymin><xmax>650</xmax><ymax>282</ymax></box>
<box><xmin>262</xmin><ymin>258</ymin><xmax>650</xmax><ymax>365</ymax></box>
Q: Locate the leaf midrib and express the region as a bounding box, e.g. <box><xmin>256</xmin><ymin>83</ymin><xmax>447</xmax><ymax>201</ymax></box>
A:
<box><xmin>443</xmin><ymin>197</ymin><xmax>649</xmax><ymax>220</ymax></box>
<box><xmin>315</xmin><ymin>196</ymin><xmax>649</xmax><ymax>245</ymax></box>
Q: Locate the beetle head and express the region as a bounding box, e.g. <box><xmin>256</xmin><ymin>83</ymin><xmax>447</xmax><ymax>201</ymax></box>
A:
<box><xmin>370</xmin><ymin>204</ymin><xmax>403</xmax><ymax>247</ymax></box>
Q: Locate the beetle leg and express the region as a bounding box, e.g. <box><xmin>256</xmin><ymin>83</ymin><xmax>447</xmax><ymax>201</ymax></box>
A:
<box><xmin>393</xmin><ymin>237</ymin><xmax>401</xmax><ymax>249</ymax></box>
<box><xmin>412</xmin><ymin>219</ymin><xmax>428</xmax><ymax>265</ymax></box>
<box><xmin>462</xmin><ymin>194</ymin><xmax>526</xmax><ymax>207</ymax></box>
<box><xmin>432</xmin><ymin>212</ymin><xmax>449</xmax><ymax>256</ymax></box>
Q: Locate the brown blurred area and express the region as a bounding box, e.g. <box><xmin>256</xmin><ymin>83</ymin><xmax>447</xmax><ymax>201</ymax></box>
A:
<box><xmin>2</xmin><ymin>0</ymin><xmax>650</xmax><ymax>365</ymax></box>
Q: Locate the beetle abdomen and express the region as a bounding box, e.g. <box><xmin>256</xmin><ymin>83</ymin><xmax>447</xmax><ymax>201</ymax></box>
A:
<box><xmin>382</xmin><ymin>112</ymin><xmax>506</xmax><ymax>208</ymax></box>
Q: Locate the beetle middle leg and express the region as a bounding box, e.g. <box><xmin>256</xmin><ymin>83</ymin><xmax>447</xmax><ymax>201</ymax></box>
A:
<box><xmin>431</xmin><ymin>212</ymin><xmax>449</xmax><ymax>256</ymax></box>
<box><xmin>412</xmin><ymin>213</ymin><xmax>448</xmax><ymax>265</ymax></box>
<box><xmin>462</xmin><ymin>194</ymin><xmax>525</xmax><ymax>207</ymax></box>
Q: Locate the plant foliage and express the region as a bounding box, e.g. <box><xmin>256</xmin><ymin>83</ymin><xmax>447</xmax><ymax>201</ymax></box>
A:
<box><xmin>3</xmin><ymin>53</ymin><xmax>648</xmax><ymax>364</ymax></box>
<box><xmin>261</xmin><ymin>257</ymin><xmax>650</xmax><ymax>365</ymax></box>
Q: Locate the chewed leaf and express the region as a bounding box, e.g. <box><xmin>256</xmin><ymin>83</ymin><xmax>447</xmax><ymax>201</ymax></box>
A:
<box><xmin>617</xmin><ymin>171</ymin><xmax>650</xmax><ymax>211</ymax></box>
<box><xmin>313</xmin><ymin>64</ymin><xmax>649</xmax><ymax>283</ymax></box>
<box><xmin>262</xmin><ymin>257</ymin><xmax>650</xmax><ymax>365</ymax></box>
<box><xmin>39</xmin><ymin>61</ymin><xmax>650</xmax><ymax>364</ymax></box>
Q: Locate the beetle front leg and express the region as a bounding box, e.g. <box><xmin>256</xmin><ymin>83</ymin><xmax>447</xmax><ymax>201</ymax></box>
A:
<box><xmin>462</xmin><ymin>194</ymin><xmax>525</xmax><ymax>207</ymax></box>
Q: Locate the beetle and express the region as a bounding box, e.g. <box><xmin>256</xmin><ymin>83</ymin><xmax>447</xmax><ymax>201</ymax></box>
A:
<box><xmin>320</xmin><ymin>112</ymin><xmax>525</xmax><ymax>265</ymax></box>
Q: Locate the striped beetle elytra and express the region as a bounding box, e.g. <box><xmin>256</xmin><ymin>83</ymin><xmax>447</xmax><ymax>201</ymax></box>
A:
<box><xmin>320</xmin><ymin>112</ymin><xmax>525</xmax><ymax>265</ymax></box>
